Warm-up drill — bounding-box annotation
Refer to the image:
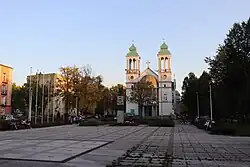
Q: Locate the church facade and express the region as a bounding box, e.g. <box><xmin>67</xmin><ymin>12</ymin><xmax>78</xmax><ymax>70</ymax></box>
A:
<box><xmin>125</xmin><ymin>42</ymin><xmax>176</xmax><ymax>116</ymax></box>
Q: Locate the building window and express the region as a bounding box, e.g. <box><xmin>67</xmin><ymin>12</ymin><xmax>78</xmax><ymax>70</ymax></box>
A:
<box><xmin>2</xmin><ymin>73</ymin><xmax>6</xmax><ymax>82</ymax></box>
<box><xmin>164</xmin><ymin>84</ymin><xmax>166</xmax><ymax>87</ymax></box>
<box><xmin>1</xmin><ymin>96</ymin><xmax>6</xmax><ymax>105</ymax></box>
<box><xmin>1</xmin><ymin>107</ymin><xmax>4</xmax><ymax>113</ymax></box>
<box><xmin>2</xmin><ymin>85</ymin><xmax>7</xmax><ymax>94</ymax></box>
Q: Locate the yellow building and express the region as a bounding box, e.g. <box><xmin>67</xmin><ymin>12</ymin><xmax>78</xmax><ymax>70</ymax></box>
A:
<box><xmin>0</xmin><ymin>64</ymin><xmax>13</xmax><ymax>115</ymax></box>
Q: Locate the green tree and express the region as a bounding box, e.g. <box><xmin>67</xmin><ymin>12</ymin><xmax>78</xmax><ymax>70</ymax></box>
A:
<box><xmin>127</xmin><ymin>81</ymin><xmax>156</xmax><ymax>117</ymax></box>
<box><xmin>181</xmin><ymin>72</ymin><xmax>199</xmax><ymax>119</ymax></box>
<box><xmin>205</xmin><ymin>18</ymin><xmax>250</xmax><ymax>121</ymax></box>
<box><xmin>197</xmin><ymin>71</ymin><xmax>210</xmax><ymax>117</ymax></box>
<box><xmin>182</xmin><ymin>18</ymin><xmax>250</xmax><ymax>122</ymax></box>
<box><xmin>56</xmin><ymin>65</ymin><xmax>80</xmax><ymax>119</ymax></box>
<box><xmin>57</xmin><ymin>65</ymin><xmax>105</xmax><ymax>116</ymax></box>
<box><xmin>11</xmin><ymin>83</ymin><xmax>27</xmax><ymax>114</ymax></box>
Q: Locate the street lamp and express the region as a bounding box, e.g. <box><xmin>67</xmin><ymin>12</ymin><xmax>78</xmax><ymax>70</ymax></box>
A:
<box><xmin>209</xmin><ymin>81</ymin><xmax>214</xmax><ymax>121</ymax></box>
<box><xmin>196</xmin><ymin>92</ymin><xmax>200</xmax><ymax>118</ymax></box>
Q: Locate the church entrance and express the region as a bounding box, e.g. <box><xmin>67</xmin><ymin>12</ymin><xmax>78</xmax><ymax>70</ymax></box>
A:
<box><xmin>144</xmin><ymin>106</ymin><xmax>152</xmax><ymax>116</ymax></box>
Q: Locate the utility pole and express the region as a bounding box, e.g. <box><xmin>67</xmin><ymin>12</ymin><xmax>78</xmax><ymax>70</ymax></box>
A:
<box><xmin>160</xmin><ymin>84</ymin><xmax>163</xmax><ymax>119</ymax></box>
<box><xmin>196</xmin><ymin>92</ymin><xmax>200</xmax><ymax>118</ymax></box>
<box><xmin>47</xmin><ymin>78</ymin><xmax>50</xmax><ymax>123</ymax></box>
<box><xmin>209</xmin><ymin>83</ymin><xmax>213</xmax><ymax>121</ymax></box>
<box><xmin>52</xmin><ymin>79</ymin><xmax>55</xmax><ymax>123</ymax></box>
<box><xmin>75</xmin><ymin>96</ymin><xmax>78</xmax><ymax>115</ymax></box>
<box><xmin>35</xmin><ymin>70</ymin><xmax>39</xmax><ymax>124</ymax></box>
<box><xmin>28</xmin><ymin>67</ymin><xmax>33</xmax><ymax>122</ymax></box>
<box><xmin>41</xmin><ymin>72</ymin><xmax>45</xmax><ymax>124</ymax></box>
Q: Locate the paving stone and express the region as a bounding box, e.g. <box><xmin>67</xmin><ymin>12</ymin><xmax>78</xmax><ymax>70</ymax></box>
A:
<box><xmin>0</xmin><ymin>125</ymin><xmax>250</xmax><ymax>167</ymax></box>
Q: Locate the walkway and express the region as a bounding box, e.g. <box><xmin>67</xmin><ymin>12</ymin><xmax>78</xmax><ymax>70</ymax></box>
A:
<box><xmin>0</xmin><ymin>125</ymin><xmax>249</xmax><ymax>166</ymax></box>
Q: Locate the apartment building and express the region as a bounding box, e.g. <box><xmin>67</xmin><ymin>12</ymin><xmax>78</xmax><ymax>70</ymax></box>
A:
<box><xmin>0</xmin><ymin>64</ymin><xmax>13</xmax><ymax>115</ymax></box>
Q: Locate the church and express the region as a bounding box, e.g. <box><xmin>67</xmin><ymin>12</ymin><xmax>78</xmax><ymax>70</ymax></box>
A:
<box><xmin>125</xmin><ymin>42</ymin><xmax>176</xmax><ymax>117</ymax></box>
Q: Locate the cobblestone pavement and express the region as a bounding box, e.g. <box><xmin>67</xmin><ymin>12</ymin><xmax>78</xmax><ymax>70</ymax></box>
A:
<box><xmin>0</xmin><ymin>125</ymin><xmax>249</xmax><ymax>167</ymax></box>
<box><xmin>173</xmin><ymin>125</ymin><xmax>250</xmax><ymax>167</ymax></box>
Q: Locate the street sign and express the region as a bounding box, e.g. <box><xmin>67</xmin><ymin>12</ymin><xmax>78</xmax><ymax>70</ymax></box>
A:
<box><xmin>117</xmin><ymin>96</ymin><xmax>124</xmax><ymax>105</ymax></box>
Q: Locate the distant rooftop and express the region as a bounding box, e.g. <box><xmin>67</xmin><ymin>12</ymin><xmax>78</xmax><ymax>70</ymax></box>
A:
<box><xmin>0</xmin><ymin>64</ymin><xmax>13</xmax><ymax>69</ymax></box>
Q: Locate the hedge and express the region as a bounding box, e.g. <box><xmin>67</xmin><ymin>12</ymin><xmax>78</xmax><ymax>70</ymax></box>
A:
<box><xmin>124</xmin><ymin>116</ymin><xmax>175</xmax><ymax>127</ymax></box>
<box><xmin>79</xmin><ymin>118</ymin><xmax>103</xmax><ymax>126</ymax></box>
<box><xmin>148</xmin><ymin>119</ymin><xmax>175</xmax><ymax>127</ymax></box>
<box><xmin>109</xmin><ymin>122</ymin><xmax>139</xmax><ymax>126</ymax></box>
<box><xmin>0</xmin><ymin>119</ymin><xmax>67</xmax><ymax>130</ymax></box>
<box><xmin>0</xmin><ymin>120</ymin><xmax>10</xmax><ymax>130</ymax></box>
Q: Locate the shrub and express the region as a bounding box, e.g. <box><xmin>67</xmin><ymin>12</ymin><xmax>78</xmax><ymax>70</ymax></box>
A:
<box><xmin>210</xmin><ymin>124</ymin><xmax>236</xmax><ymax>135</ymax></box>
<box><xmin>31</xmin><ymin>121</ymin><xmax>66</xmax><ymax>128</ymax></box>
<box><xmin>79</xmin><ymin>118</ymin><xmax>103</xmax><ymax>126</ymax></box>
<box><xmin>193</xmin><ymin>118</ymin><xmax>207</xmax><ymax>129</ymax></box>
<box><xmin>110</xmin><ymin>121</ymin><xmax>139</xmax><ymax>126</ymax></box>
<box><xmin>0</xmin><ymin>120</ymin><xmax>10</xmax><ymax>130</ymax></box>
<box><xmin>124</xmin><ymin>116</ymin><xmax>175</xmax><ymax>126</ymax></box>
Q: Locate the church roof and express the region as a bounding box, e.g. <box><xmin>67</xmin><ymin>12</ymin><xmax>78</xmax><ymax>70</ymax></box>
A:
<box><xmin>126</xmin><ymin>44</ymin><xmax>139</xmax><ymax>57</ymax></box>
<box><xmin>138</xmin><ymin>67</ymin><xmax>158</xmax><ymax>81</ymax></box>
<box><xmin>158</xmin><ymin>42</ymin><xmax>171</xmax><ymax>55</ymax></box>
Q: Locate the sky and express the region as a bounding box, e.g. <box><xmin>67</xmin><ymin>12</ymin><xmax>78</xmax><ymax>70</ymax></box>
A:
<box><xmin>0</xmin><ymin>0</ymin><xmax>249</xmax><ymax>92</ymax></box>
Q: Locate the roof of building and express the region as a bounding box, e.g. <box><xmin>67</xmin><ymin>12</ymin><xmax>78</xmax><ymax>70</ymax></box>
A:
<box><xmin>158</xmin><ymin>42</ymin><xmax>171</xmax><ymax>55</ymax></box>
<box><xmin>126</xmin><ymin>44</ymin><xmax>139</xmax><ymax>57</ymax></box>
<box><xmin>0</xmin><ymin>64</ymin><xmax>13</xmax><ymax>69</ymax></box>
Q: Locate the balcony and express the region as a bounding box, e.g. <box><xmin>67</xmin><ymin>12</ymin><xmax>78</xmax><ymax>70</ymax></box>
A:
<box><xmin>1</xmin><ymin>90</ymin><xmax>7</xmax><ymax>95</ymax></box>
<box><xmin>0</xmin><ymin>103</ymin><xmax>6</xmax><ymax>107</ymax></box>
<box><xmin>125</xmin><ymin>69</ymin><xmax>140</xmax><ymax>74</ymax></box>
<box><xmin>156</xmin><ymin>69</ymin><xmax>171</xmax><ymax>73</ymax></box>
<box><xmin>2</xmin><ymin>79</ymin><xmax>8</xmax><ymax>84</ymax></box>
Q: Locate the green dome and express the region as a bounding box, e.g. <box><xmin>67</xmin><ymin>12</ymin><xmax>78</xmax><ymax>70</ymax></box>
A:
<box><xmin>160</xmin><ymin>42</ymin><xmax>168</xmax><ymax>49</ymax></box>
<box><xmin>158</xmin><ymin>42</ymin><xmax>171</xmax><ymax>55</ymax></box>
<box><xmin>129</xmin><ymin>44</ymin><xmax>136</xmax><ymax>51</ymax></box>
<box><xmin>126</xmin><ymin>44</ymin><xmax>139</xmax><ymax>57</ymax></box>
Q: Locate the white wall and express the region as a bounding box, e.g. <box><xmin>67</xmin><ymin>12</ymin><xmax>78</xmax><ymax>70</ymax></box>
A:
<box><xmin>158</xmin><ymin>82</ymin><xmax>173</xmax><ymax>115</ymax></box>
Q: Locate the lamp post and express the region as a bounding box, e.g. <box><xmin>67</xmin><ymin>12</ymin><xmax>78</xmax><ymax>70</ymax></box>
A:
<box><xmin>209</xmin><ymin>82</ymin><xmax>213</xmax><ymax>121</ymax></box>
<box><xmin>196</xmin><ymin>92</ymin><xmax>200</xmax><ymax>118</ymax></box>
<box><xmin>41</xmin><ymin>72</ymin><xmax>45</xmax><ymax>124</ymax></box>
<box><xmin>160</xmin><ymin>85</ymin><xmax>163</xmax><ymax>119</ymax></box>
<box><xmin>28</xmin><ymin>67</ymin><xmax>32</xmax><ymax>122</ymax></box>
<box><xmin>152</xmin><ymin>101</ymin><xmax>156</xmax><ymax>117</ymax></box>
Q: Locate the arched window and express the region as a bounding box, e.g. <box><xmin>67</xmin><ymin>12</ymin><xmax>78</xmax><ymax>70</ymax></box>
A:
<box><xmin>165</xmin><ymin>57</ymin><xmax>169</xmax><ymax>69</ymax></box>
<box><xmin>133</xmin><ymin>59</ymin><xmax>136</xmax><ymax>69</ymax></box>
<box><xmin>129</xmin><ymin>59</ymin><xmax>132</xmax><ymax>69</ymax></box>
<box><xmin>161</xmin><ymin>57</ymin><xmax>164</xmax><ymax>70</ymax></box>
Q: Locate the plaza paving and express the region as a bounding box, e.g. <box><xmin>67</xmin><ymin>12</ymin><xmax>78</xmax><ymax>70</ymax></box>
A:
<box><xmin>0</xmin><ymin>125</ymin><xmax>249</xmax><ymax>167</ymax></box>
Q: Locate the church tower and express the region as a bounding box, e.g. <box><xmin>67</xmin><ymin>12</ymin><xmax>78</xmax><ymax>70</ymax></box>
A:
<box><xmin>157</xmin><ymin>42</ymin><xmax>173</xmax><ymax>115</ymax></box>
<box><xmin>125</xmin><ymin>44</ymin><xmax>140</xmax><ymax>115</ymax></box>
